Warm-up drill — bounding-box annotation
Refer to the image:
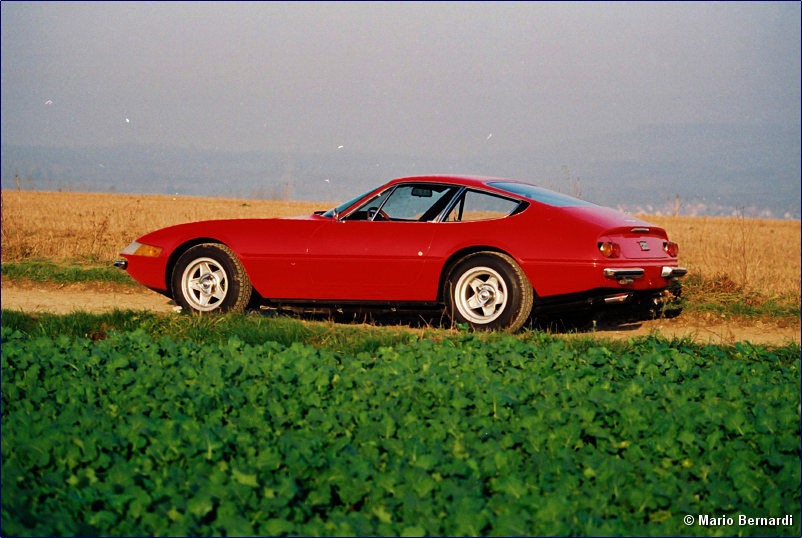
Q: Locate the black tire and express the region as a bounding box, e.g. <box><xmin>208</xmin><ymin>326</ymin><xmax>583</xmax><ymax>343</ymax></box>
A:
<box><xmin>171</xmin><ymin>243</ymin><xmax>252</xmax><ymax>313</ymax></box>
<box><xmin>444</xmin><ymin>252</ymin><xmax>534</xmax><ymax>331</ymax></box>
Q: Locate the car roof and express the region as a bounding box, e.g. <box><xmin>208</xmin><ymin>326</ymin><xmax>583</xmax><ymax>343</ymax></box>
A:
<box><xmin>387</xmin><ymin>175</ymin><xmax>526</xmax><ymax>191</ymax></box>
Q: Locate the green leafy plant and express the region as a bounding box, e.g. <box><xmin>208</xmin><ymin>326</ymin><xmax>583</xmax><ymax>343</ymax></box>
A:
<box><xmin>2</xmin><ymin>327</ymin><xmax>799</xmax><ymax>536</ymax></box>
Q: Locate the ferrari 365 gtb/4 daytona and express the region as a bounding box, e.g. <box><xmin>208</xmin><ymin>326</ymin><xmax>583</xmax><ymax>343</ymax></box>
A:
<box><xmin>115</xmin><ymin>175</ymin><xmax>686</xmax><ymax>331</ymax></box>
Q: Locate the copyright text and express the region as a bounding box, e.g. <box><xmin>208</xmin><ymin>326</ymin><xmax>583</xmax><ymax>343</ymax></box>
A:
<box><xmin>684</xmin><ymin>514</ymin><xmax>795</xmax><ymax>527</ymax></box>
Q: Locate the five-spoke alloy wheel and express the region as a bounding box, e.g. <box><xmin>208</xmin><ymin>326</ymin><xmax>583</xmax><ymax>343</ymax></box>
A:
<box><xmin>172</xmin><ymin>243</ymin><xmax>252</xmax><ymax>313</ymax></box>
<box><xmin>445</xmin><ymin>252</ymin><xmax>533</xmax><ymax>331</ymax></box>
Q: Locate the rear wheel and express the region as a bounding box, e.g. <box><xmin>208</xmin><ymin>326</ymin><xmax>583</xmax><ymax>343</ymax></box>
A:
<box><xmin>444</xmin><ymin>252</ymin><xmax>533</xmax><ymax>331</ymax></box>
<box><xmin>171</xmin><ymin>243</ymin><xmax>252</xmax><ymax>313</ymax></box>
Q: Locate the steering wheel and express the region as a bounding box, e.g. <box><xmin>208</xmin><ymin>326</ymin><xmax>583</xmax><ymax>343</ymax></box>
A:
<box><xmin>367</xmin><ymin>207</ymin><xmax>390</xmax><ymax>221</ymax></box>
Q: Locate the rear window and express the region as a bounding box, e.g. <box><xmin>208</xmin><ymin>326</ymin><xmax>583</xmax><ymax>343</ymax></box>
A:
<box><xmin>488</xmin><ymin>181</ymin><xmax>596</xmax><ymax>208</ymax></box>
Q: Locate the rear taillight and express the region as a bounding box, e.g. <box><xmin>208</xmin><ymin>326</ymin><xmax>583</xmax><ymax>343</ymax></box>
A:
<box><xmin>663</xmin><ymin>241</ymin><xmax>679</xmax><ymax>257</ymax></box>
<box><xmin>598</xmin><ymin>241</ymin><xmax>621</xmax><ymax>258</ymax></box>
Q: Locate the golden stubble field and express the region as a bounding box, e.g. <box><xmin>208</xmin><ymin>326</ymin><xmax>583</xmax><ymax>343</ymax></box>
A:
<box><xmin>2</xmin><ymin>190</ymin><xmax>800</xmax><ymax>300</ymax></box>
<box><xmin>1</xmin><ymin>190</ymin><xmax>326</xmax><ymax>261</ymax></box>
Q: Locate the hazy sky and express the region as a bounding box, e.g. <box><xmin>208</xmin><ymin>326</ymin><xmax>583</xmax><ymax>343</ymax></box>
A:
<box><xmin>2</xmin><ymin>1</ymin><xmax>800</xmax><ymax>157</ymax></box>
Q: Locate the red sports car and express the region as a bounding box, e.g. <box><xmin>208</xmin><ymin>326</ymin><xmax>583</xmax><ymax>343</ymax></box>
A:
<box><xmin>115</xmin><ymin>175</ymin><xmax>686</xmax><ymax>330</ymax></box>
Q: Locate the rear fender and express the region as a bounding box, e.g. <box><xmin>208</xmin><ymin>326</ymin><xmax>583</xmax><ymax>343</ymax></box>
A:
<box><xmin>437</xmin><ymin>246</ymin><xmax>534</xmax><ymax>302</ymax></box>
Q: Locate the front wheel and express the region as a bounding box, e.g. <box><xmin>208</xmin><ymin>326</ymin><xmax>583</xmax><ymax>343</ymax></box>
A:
<box><xmin>444</xmin><ymin>252</ymin><xmax>533</xmax><ymax>331</ymax></box>
<box><xmin>171</xmin><ymin>243</ymin><xmax>252</xmax><ymax>313</ymax></box>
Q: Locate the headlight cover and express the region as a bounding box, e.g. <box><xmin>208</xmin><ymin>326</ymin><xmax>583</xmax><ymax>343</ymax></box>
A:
<box><xmin>121</xmin><ymin>241</ymin><xmax>163</xmax><ymax>257</ymax></box>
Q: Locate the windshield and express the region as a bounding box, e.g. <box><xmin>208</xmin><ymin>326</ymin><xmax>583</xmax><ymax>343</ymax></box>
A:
<box><xmin>320</xmin><ymin>188</ymin><xmax>376</xmax><ymax>218</ymax></box>
<box><xmin>487</xmin><ymin>181</ymin><xmax>597</xmax><ymax>208</ymax></box>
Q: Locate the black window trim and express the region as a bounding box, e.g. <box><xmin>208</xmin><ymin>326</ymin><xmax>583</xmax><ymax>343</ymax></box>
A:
<box><xmin>338</xmin><ymin>184</ymin><xmax>398</xmax><ymax>221</ymax></box>
<box><xmin>342</xmin><ymin>182</ymin><xmax>464</xmax><ymax>223</ymax></box>
<box><xmin>338</xmin><ymin>182</ymin><xmax>527</xmax><ymax>223</ymax></box>
<box><xmin>439</xmin><ymin>187</ymin><xmax>527</xmax><ymax>223</ymax></box>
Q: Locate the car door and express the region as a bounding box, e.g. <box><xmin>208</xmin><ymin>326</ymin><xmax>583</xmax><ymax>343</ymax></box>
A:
<box><xmin>307</xmin><ymin>183</ymin><xmax>458</xmax><ymax>301</ymax></box>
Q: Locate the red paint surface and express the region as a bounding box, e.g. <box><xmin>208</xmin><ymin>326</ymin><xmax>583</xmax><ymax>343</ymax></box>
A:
<box><xmin>121</xmin><ymin>176</ymin><xmax>682</xmax><ymax>302</ymax></box>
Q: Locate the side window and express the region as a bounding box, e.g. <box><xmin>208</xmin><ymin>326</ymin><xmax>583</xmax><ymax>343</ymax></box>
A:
<box><xmin>349</xmin><ymin>184</ymin><xmax>457</xmax><ymax>221</ymax></box>
<box><xmin>445</xmin><ymin>190</ymin><xmax>520</xmax><ymax>222</ymax></box>
<box><xmin>343</xmin><ymin>190</ymin><xmax>392</xmax><ymax>221</ymax></box>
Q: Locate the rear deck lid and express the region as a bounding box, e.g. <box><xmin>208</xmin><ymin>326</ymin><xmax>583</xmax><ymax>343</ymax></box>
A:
<box><xmin>600</xmin><ymin>226</ymin><xmax>672</xmax><ymax>260</ymax></box>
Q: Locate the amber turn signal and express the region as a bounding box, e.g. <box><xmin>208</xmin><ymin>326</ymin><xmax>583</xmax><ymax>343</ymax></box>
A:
<box><xmin>598</xmin><ymin>241</ymin><xmax>620</xmax><ymax>258</ymax></box>
<box><xmin>121</xmin><ymin>241</ymin><xmax>163</xmax><ymax>258</ymax></box>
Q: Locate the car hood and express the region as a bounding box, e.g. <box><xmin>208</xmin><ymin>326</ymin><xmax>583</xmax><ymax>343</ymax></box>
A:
<box><xmin>134</xmin><ymin>214</ymin><xmax>327</xmax><ymax>246</ymax></box>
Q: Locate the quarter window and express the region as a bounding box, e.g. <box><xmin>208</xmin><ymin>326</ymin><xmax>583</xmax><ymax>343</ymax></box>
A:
<box><xmin>445</xmin><ymin>190</ymin><xmax>520</xmax><ymax>222</ymax></box>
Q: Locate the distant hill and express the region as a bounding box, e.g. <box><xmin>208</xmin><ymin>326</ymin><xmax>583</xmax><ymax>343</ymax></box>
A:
<box><xmin>2</xmin><ymin>123</ymin><xmax>799</xmax><ymax>218</ymax></box>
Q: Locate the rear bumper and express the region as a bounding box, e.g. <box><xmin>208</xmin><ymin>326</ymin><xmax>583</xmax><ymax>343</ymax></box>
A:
<box><xmin>604</xmin><ymin>266</ymin><xmax>686</xmax><ymax>284</ymax></box>
<box><xmin>603</xmin><ymin>268</ymin><xmax>645</xmax><ymax>283</ymax></box>
<box><xmin>661</xmin><ymin>266</ymin><xmax>687</xmax><ymax>278</ymax></box>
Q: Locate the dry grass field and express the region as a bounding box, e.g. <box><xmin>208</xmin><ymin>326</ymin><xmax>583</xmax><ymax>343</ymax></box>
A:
<box><xmin>643</xmin><ymin>214</ymin><xmax>801</xmax><ymax>299</ymax></box>
<box><xmin>1</xmin><ymin>190</ymin><xmax>326</xmax><ymax>262</ymax></box>
<box><xmin>2</xmin><ymin>190</ymin><xmax>800</xmax><ymax>301</ymax></box>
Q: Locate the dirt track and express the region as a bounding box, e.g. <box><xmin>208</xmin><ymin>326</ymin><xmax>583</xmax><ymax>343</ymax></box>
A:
<box><xmin>2</xmin><ymin>280</ymin><xmax>799</xmax><ymax>346</ymax></box>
